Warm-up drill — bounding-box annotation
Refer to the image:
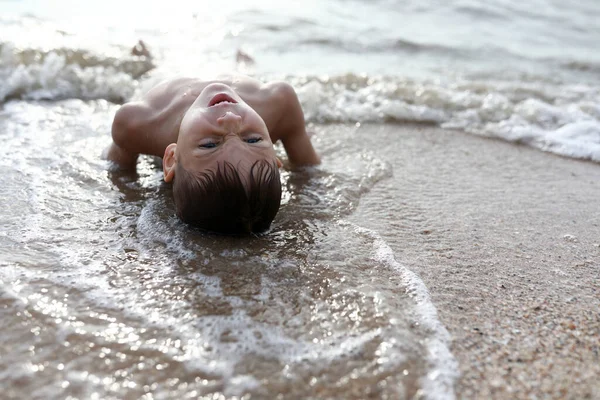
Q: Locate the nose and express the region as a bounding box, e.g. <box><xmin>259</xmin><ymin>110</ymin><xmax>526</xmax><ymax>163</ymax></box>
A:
<box><xmin>217</xmin><ymin>111</ymin><xmax>242</xmax><ymax>133</ymax></box>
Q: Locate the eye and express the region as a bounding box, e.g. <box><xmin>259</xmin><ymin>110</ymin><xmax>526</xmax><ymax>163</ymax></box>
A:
<box><xmin>199</xmin><ymin>142</ymin><xmax>217</xmax><ymax>149</ymax></box>
<box><xmin>245</xmin><ymin>137</ymin><xmax>262</xmax><ymax>144</ymax></box>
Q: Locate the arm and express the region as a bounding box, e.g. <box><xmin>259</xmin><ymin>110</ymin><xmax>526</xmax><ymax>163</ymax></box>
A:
<box><xmin>272</xmin><ymin>83</ymin><xmax>320</xmax><ymax>166</ymax></box>
<box><xmin>103</xmin><ymin>102</ymin><xmax>149</xmax><ymax>169</ymax></box>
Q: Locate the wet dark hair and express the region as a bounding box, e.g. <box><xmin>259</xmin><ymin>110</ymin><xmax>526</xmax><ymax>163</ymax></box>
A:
<box><xmin>172</xmin><ymin>159</ymin><xmax>281</xmax><ymax>234</ymax></box>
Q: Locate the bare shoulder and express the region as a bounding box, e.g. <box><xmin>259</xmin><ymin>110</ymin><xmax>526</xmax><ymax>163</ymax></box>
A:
<box><xmin>112</xmin><ymin>101</ymin><xmax>152</xmax><ymax>146</ymax></box>
<box><xmin>260</xmin><ymin>80</ymin><xmax>299</xmax><ymax>104</ymax></box>
<box><xmin>260</xmin><ymin>81</ymin><xmax>304</xmax><ymax>127</ymax></box>
<box><xmin>256</xmin><ymin>81</ymin><xmax>320</xmax><ymax>167</ymax></box>
<box><xmin>260</xmin><ymin>81</ymin><xmax>319</xmax><ymax>165</ymax></box>
<box><xmin>258</xmin><ymin>81</ymin><xmax>303</xmax><ymax>133</ymax></box>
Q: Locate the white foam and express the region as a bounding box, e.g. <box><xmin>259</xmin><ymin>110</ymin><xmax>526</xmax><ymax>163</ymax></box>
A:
<box><xmin>473</xmin><ymin>103</ymin><xmax>600</xmax><ymax>162</ymax></box>
<box><xmin>293</xmin><ymin>75</ymin><xmax>600</xmax><ymax>163</ymax></box>
<box><xmin>0</xmin><ymin>42</ymin><xmax>151</xmax><ymax>102</ymax></box>
<box><xmin>296</xmin><ymin>79</ymin><xmax>447</xmax><ymax>124</ymax></box>
<box><xmin>520</xmin><ymin>121</ymin><xmax>599</xmax><ymax>162</ymax></box>
<box><xmin>347</xmin><ymin>222</ymin><xmax>459</xmax><ymax>400</ymax></box>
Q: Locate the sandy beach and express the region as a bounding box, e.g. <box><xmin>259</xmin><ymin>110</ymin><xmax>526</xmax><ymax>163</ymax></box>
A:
<box><xmin>351</xmin><ymin>123</ymin><xmax>600</xmax><ymax>399</ymax></box>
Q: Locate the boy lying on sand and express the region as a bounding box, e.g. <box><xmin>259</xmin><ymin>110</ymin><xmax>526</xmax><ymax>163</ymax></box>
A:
<box><xmin>105</xmin><ymin>75</ymin><xmax>320</xmax><ymax>234</ymax></box>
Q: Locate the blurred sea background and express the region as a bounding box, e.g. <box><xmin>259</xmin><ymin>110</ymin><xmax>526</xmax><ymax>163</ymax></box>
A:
<box><xmin>1</xmin><ymin>0</ymin><xmax>599</xmax><ymax>399</ymax></box>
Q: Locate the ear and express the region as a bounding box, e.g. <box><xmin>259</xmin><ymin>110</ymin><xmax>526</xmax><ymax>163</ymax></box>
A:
<box><xmin>163</xmin><ymin>143</ymin><xmax>177</xmax><ymax>182</ymax></box>
<box><xmin>275</xmin><ymin>157</ymin><xmax>283</xmax><ymax>169</ymax></box>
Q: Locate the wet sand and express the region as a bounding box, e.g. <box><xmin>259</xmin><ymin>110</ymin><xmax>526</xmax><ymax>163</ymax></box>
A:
<box><xmin>347</xmin><ymin>124</ymin><xmax>600</xmax><ymax>399</ymax></box>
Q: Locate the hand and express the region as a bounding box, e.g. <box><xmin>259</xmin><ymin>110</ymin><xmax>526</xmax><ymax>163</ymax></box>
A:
<box><xmin>103</xmin><ymin>142</ymin><xmax>139</xmax><ymax>170</ymax></box>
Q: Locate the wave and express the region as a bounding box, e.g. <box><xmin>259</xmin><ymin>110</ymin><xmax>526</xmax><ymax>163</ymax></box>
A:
<box><xmin>1</xmin><ymin>41</ymin><xmax>598</xmax><ymax>163</ymax></box>
<box><xmin>0</xmin><ymin>42</ymin><xmax>154</xmax><ymax>103</ymax></box>
<box><xmin>294</xmin><ymin>36</ymin><xmax>460</xmax><ymax>55</ymax></box>
<box><xmin>293</xmin><ymin>74</ymin><xmax>600</xmax><ymax>162</ymax></box>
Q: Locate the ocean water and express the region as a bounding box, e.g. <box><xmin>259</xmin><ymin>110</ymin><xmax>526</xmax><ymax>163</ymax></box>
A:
<box><xmin>0</xmin><ymin>0</ymin><xmax>598</xmax><ymax>398</ymax></box>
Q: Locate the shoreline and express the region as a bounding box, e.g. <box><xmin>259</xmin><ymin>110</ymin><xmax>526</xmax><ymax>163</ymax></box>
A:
<box><xmin>349</xmin><ymin>123</ymin><xmax>600</xmax><ymax>399</ymax></box>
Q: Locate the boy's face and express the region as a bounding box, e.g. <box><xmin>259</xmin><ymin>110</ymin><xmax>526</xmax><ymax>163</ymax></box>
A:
<box><xmin>169</xmin><ymin>83</ymin><xmax>279</xmax><ymax>180</ymax></box>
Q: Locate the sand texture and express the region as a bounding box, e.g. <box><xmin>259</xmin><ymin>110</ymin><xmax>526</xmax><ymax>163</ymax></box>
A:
<box><xmin>348</xmin><ymin>124</ymin><xmax>600</xmax><ymax>399</ymax></box>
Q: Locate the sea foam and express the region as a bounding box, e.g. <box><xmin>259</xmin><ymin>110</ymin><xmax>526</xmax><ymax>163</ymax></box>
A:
<box><xmin>0</xmin><ymin>42</ymin><xmax>151</xmax><ymax>103</ymax></box>
<box><xmin>295</xmin><ymin>75</ymin><xmax>600</xmax><ymax>162</ymax></box>
<box><xmin>349</xmin><ymin>222</ymin><xmax>459</xmax><ymax>400</ymax></box>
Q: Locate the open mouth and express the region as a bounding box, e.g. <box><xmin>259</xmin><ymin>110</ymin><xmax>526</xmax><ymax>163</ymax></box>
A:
<box><xmin>208</xmin><ymin>93</ymin><xmax>238</xmax><ymax>107</ymax></box>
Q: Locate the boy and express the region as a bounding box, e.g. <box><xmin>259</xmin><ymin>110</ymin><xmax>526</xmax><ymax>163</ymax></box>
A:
<box><xmin>105</xmin><ymin>75</ymin><xmax>320</xmax><ymax>234</ymax></box>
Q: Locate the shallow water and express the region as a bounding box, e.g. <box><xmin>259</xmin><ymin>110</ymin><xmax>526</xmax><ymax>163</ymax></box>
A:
<box><xmin>1</xmin><ymin>0</ymin><xmax>599</xmax><ymax>398</ymax></box>
<box><xmin>0</xmin><ymin>100</ymin><xmax>455</xmax><ymax>399</ymax></box>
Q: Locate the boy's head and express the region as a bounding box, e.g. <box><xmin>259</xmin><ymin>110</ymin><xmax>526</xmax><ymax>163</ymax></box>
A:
<box><xmin>163</xmin><ymin>83</ymin><xmax>283</xmax><ymax>234</ymax></box>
